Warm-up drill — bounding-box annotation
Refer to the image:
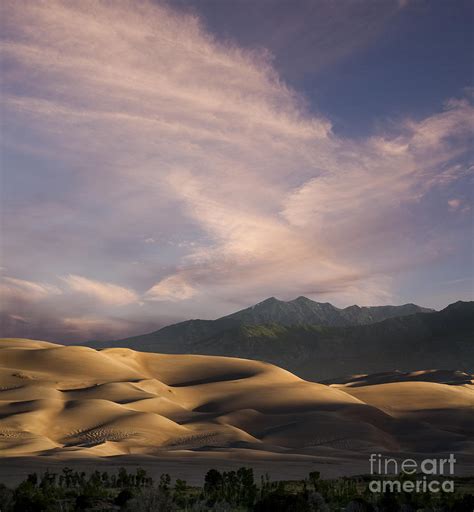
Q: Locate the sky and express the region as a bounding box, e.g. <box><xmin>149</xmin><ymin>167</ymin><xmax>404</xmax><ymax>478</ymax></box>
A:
<box><xmin>1</xmin><ymin>0</ymin><xmax>473</xmax><ymax>342</ymax></box>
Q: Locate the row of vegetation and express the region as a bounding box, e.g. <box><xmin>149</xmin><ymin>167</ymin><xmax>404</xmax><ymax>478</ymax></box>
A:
<box><xmin>0</xmin><ymin>466</ymin><xmax>473</xmax><ymax>511</ymax></box>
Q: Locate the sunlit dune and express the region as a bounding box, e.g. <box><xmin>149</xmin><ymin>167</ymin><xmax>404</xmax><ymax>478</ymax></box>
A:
<box><xmin>0</xmin><ymin>339</ymin><xmax>473</xmax><ymax>460</ymax></box>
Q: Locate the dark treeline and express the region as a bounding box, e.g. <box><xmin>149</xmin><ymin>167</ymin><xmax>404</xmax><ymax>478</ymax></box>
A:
<box><xmin>0</xmin><ymin>466</ymin><xmax>473</xmax><ymax>511</ymax></box>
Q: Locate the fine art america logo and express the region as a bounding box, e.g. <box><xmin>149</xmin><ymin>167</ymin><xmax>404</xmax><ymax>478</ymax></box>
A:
<box><xmin>369</xmin><ymin>454</ymin><xmax>456</xmax><ymax>493</ymax></box>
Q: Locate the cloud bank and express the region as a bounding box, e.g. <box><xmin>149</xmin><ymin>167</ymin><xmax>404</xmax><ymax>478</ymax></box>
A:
<box><xmin>1</xmin><ymin>0</ymin><xmax>472</xmax><ymax>340</ymax></box>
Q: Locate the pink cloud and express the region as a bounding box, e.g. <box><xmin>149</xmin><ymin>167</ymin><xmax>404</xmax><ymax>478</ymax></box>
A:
<box><xmin>0</xmin><ymin>0</ymin><xmax>472</xmax><ymax>338</ymax></box>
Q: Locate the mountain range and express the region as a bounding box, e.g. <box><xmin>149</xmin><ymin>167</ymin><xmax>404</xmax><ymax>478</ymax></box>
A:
<box><xmin>89</xmin><ymin>297</ymin><xmax>433</xmax><ymax>352</ymax></box>
<box><xmin>86</xmin><ymin>297</ymin><xmax>474</xmax><ymax>380</ymax></box>
<box><xmin>221</xmin><ymin>296</ymin><xmax>435</xmax><ymax>326</ymax></box>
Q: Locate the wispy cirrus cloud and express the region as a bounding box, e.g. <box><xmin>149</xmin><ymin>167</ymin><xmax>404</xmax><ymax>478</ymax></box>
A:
<box><xmin>282</xmin><ymin>99</ymin><xmax>474</xmax><ymax>232</ymax></box>
<box><xmin>60</xmin><ymin>274</ymin><xmax>138</xmax><ymax>306</ymax></box>
<box><xmin>0</xmin><ymin>277</ymin><xmax>62</xmax><ymax>302</ymax></box>
<box><xmin>0</xmin><ymin>0</ymin><xmax>472</xmax><ymax>340</ymax></box>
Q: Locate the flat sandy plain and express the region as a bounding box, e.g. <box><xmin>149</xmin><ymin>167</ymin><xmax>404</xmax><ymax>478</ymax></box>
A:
<box><xmin>0</xmin><ymin>338</ymin><xmax>473</xmax><ymax>485</ymax></box>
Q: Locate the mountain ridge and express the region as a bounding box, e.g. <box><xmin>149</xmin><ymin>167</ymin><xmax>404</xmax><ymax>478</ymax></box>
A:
<box><xmin>96</xmin><ymin>296</ymin><xmax>434</xmax><ymax>351</ymax></box>
<box><xmin>220</xmin><ymin>295</ymin><xmax>434</xmax><ymax>327</ymax></box>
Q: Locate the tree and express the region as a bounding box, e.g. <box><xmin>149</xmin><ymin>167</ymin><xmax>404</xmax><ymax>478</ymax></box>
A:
<box><xmin>135</xmin><ymin>468</ymin><xmax>148</xmax><ymax>487</ymax></box>
<box><xmin>173</xmin><ymin>479</ymin><xmax>187</xmax><ymax>508</ymax></box>
<box><xmin>237</xmin><ymin>467</ymin><xmax>257</xmax><ymax>506</ymax></box>
<box><xmin>101</xmin><ymin>471</ymin><xmax>110</xmax><ymax>488</ymax></box>
<box><xmin>158</xmin><ymin>473</ymin><xmax>171</xmax><ymax>495</ymax></box>
<box><xmin>308</xmin><ymin>471</ymin><xmax>321</xmax><ymax>492</ymax></box>
<box><xmin>204</xmin><ymin>469</ymin><xmax>223</xmax><ymax>504</ymax></box>
<box><xmin>62</xmin><ymin>467</ymin><xmax>73</xmax><ymax>488</ymax></box>
<box><xmin>117</xmin><ymin>468</ymin><xmax>129</xmax><ymax>488</ymax></box>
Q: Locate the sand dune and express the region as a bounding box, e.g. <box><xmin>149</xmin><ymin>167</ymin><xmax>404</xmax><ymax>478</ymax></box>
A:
<box><xmin>0</xmin><ymin>338</ymin><xmax>473</xmax><ymax>460</ymax></box>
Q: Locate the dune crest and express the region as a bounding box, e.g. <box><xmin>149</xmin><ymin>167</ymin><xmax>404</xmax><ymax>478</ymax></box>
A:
<box><xmin>0</xmin><ymin>339</ymin><xmax>473</xmax><ymax>459</ymax></box>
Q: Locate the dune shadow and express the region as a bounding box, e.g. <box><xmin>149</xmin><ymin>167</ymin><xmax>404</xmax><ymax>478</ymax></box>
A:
<box><xmin>169</xmin><ymin>371</ymin><xmax>255</xmax><ymax>388</ymax></box>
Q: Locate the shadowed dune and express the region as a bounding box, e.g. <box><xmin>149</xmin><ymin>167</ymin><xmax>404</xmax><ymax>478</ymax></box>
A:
<box><xmin>0</xmin><ymin>338</ymin><xmax>473</xmax><ymax>461</ymax></box>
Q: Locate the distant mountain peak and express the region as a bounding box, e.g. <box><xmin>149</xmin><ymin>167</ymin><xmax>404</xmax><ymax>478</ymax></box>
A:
<box><xmin>292</xmin><ymin>296</ymin><xmax>311</xmax><ymax>302</ymax></box>
<box><xmin>256</xmin><ymin>296</ymin><xmax>279</xmax><ymax>305</ymax></box>
<box><xmin>291</xmin><ymin>296</ymin><xmax>321</xmax><ymax>305</ymax></box>
<box><xmin>444</xmin><ymin>300</ymin><xmax>473</xmax><ymax>312</ymax></box>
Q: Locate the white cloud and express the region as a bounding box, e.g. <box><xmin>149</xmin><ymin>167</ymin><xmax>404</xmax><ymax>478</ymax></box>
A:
<box><xmin>448</xmin><ymin>198</ymin><xmax>462</xmax><ymax>210</ymax></box>
<box><xmin>1</xmin><ymin>277</ymin><xmax>62</xmax><ymax>302</ymax></box>
<box><xmin>447</xmin><ymin>198</ymin><xmax>471</xmax><ymax>213</ymax></box>
<box><xmin>145</xmin><ymin>275</ymin><xmax>197</xmax><ymax>302</ymax></box>
<box><xmin>0</xmin><ymin>0</ymin><xmax>472</xmax><ymax>338</ymax></box>
<box><xmin>61</xmin><ymin>274</ymin><xmax>138</xmax><ymax>306</ymax></box>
